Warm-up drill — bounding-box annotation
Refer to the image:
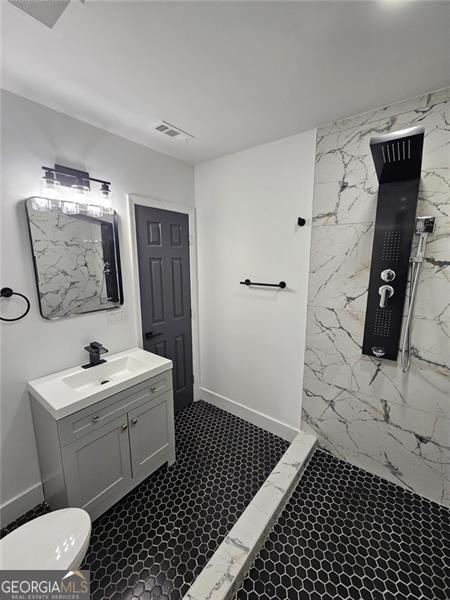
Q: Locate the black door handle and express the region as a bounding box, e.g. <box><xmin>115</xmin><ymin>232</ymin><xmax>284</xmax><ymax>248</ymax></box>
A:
<box><xmin>145</xmin><ymin>331</ymin><xmax>163</xmax><ymax>340</ymax></box>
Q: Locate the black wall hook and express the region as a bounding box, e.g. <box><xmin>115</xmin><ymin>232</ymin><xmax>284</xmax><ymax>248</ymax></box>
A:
<box><xmin>0</xmin><ymin>287</ymin><xmax>31</xmax><ymax>322</ymax></box>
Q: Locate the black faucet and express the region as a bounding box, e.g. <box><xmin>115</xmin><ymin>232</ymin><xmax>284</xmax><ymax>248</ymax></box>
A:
<box><xmin>82</xmin><ymin>341</ymin><xmax>108</xmax><ymax>369</ymax></box>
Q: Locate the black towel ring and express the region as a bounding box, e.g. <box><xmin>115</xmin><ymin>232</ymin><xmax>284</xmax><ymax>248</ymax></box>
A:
<box><xmin>0</xmin><ymin>287</ymin><xmax>31</xmax><ymax>322</ymax></box>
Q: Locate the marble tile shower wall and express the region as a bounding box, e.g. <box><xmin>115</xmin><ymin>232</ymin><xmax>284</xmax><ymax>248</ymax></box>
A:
<box><xmin>301</xmin><ymin>88</ymin><xmax>449</xmax><ymax>506</ymax></box>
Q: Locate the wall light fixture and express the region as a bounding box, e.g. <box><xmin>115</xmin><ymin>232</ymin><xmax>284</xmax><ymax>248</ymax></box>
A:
<box><xmin>39</xmin><ymin>164</ymin><xmax>113</xmax><ymax>216</ymax></box>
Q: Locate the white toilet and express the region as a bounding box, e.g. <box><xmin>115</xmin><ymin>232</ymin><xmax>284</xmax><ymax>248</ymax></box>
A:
<box><xmin>0</xmin><ymin>508</ymin><xmax>91</xmax><ymax>570</ymax></box>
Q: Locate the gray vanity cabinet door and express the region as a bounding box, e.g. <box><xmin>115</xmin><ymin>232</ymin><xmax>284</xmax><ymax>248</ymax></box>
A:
<box><xmin>128</xmin><ymin>394</ymin><xmax>169</xmax><ymax>478</ymax></box>
<box><xmin>61</xmin><ymin>415</ymin><xmax>132</xmax><ymax>515</ymax></box>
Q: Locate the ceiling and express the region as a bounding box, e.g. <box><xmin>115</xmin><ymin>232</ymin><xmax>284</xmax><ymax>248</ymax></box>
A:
<box><xmin>2</xmin><ymin>1</ymin><xmax>449</xmax><ymax>164</ymax></box>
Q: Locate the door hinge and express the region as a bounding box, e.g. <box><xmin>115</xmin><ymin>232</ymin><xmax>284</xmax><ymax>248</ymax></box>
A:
<box><xmin>192</xmin><ymin>374</ymin><xmax>194</xmax><ymax>384</ymax></box>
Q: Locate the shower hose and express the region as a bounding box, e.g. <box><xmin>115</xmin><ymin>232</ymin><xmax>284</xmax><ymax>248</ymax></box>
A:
<box><xmin>401</xmin><ymin>231</ymin><xmax>429</xmax><ymax>373</ymax></box>
<box><xmin>400</xmin><ymin>259</ymin><xmax>421</xmax><ymax>372</ymax></box>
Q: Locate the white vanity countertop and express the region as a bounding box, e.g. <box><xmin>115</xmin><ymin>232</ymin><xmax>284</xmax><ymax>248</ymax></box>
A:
<box><xmin>28</xmin><ymin>347</ymin><xmax>172</xmax><ymax>420</ymax></box>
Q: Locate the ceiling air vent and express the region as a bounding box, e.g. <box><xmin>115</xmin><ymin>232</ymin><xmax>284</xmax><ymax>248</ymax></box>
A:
<box><xmin>7</xmin><ymin>0</ymin><xmax>73</xmax><ymax>28</ymax></box>
<box><xmin>153</xmin><ymin>121</ymin><xmax>194</xmax><ymax>142</ymax></box>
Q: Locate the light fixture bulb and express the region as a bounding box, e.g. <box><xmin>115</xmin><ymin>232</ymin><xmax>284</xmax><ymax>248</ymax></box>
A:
<box><xmin>87</xmin><ymin>204</ymin><xmax>104</xmax><ymax>218</ymax></box>
<box><xmin>98</xmin><ymin>182</ymin><xmax>113</xmax><ymax>213</ymax></box>
<box><xmin>41</xmin><ymin>170</ymin><xmax>61</xmax><ymax>200</ymax></box>
<box><xmin>71</xmin><ymin>177</ymin><xmax>89</xmax><ymax>203</ymax></box>
<box><xmin>71</xmin><ymin>185</ymin><xmax>88</xmax><ymax>198</ymax></box>
<box><xmin>61</xmin><ymin>201</ymin><xmax>79</xmax><ymax>215</ymax></box>
<box><xmin>100</xmin><ymin>182</ymin><xmax>110</xmax><ymax>197</ymax></box>
<box><xmin>31</xmin><ymin>197</ymin><xmax>52</xmax><ymax>212</ymax></box>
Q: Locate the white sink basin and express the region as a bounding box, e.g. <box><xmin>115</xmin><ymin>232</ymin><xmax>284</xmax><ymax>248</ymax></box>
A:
<box><xmin>62</xmin><ymin>355</ymin><xmax>149</xmax><ymax>392</ymax></box>
<box><xmin>28</xmin><ymin>348</ymin><xmax>172</xmax><ymax>419</ymax></box>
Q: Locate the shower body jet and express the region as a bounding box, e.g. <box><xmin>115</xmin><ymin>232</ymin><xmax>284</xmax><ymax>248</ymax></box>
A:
<box><xmin>362</xmin><ymin>126</ymin><xmax>425</xmax><ymax>361</ymax></box>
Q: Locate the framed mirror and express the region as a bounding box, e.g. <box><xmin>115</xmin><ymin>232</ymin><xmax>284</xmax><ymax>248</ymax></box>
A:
<box><xmin>25</xmin><ymin>197</ymin><xmax>124</xmax><ymax>320</ymax></box>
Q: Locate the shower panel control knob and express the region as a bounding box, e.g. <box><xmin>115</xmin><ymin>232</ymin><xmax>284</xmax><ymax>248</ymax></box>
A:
<box><xmin>381</xmin><ymin>269</ymin><xmax>396</xmax><ymax>282</ymax></box>
<box><xmin>379</xmin><ymin>285</ymin><xmax>394</xmax><ymax>308</ymax></box>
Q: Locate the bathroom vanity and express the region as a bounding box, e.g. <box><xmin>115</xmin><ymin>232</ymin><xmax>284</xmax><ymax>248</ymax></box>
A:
<box><xmin>28</xmin><ymin>348</ymin><xmax>175</xmax><ymax>521</ymax></box>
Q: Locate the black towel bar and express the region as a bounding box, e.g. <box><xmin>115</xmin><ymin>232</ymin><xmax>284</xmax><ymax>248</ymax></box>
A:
<box><xmin>240</xmin><ymin>279</ymin><xmax>286</xmax><ymax>289</ymax></box>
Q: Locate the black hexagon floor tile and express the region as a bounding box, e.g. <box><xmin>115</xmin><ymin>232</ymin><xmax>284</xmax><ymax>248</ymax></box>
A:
<box><xmin>234</xmin><ymin>448</ymin><xmax>449</xmax><ymax>600</ymax></box>
<box><xmin>0</xmin><ymin>502</ymin><xmax>50</xmax><ymax>538</ymax></box>
<box><xmin>1</xmin><ymin>401</ymin><xmax>288</xmax><ymax>600</ymax></box>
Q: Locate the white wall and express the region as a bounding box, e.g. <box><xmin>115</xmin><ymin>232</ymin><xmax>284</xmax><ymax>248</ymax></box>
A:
<box><xmin>195</xmin><ymin>131</ymin><xmax>316</xmax><ymax>440</ymax></box>
<box><xmin>0</xmin><ymin>91</ymin><xmax>194</xmax><ymax>524</ymax></box>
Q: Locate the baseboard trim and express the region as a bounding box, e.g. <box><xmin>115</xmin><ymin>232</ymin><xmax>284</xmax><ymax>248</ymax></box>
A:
<box><xmin>199</xmin><ymin>387</ymin><xmax>300</xmax><ymax>442</ymax></box>
<box><xmin>0</xmin><ymin>482</ymin><xmax>44</xmax><ymax>529</ymax></box>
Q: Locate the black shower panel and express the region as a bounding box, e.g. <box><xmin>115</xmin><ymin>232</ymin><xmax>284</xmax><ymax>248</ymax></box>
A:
<box><xmin>362</xmin><ymin>126</ymin><xmax>425</xmax><ymax>360</ymax></box>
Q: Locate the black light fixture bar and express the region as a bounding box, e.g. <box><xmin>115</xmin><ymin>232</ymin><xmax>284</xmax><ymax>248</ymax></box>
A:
<box><xmin>42</xmin><ymin>165</ymin><xmax>111</xmax><ymax>189</ymax></box>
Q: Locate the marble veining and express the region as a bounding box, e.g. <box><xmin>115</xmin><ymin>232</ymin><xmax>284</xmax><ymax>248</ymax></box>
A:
<box><xmin>319</xmin><ymin>87</ymin><xmax>449</xmax><ymax>139</ymax></box>
<box><xmin>234</xmin><ymin>449</ymin><xmax>449</xmax><ymax>600</ymax></box>
<box><xmin>302</xmin><ymin>88</ymin><xmax>450</xmax><ymax>506</ymax></box>
<box><xmin>28</xmin><ymin>205</ymin><xmax>120</xmax><ymax>318</ymax></box>
<box><xmin>313</xmin><ymin>88</ymin><xmax>449</xmax><ymax>226</ymax></box>
<box><xmin>183</xmin><ymin>432</ymin><xmax>316</xmax><ymax>600</ymax></box>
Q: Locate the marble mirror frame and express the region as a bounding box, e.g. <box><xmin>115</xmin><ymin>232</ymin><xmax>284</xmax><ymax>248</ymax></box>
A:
<box><xmin>25</xmin><ymin>197</ymin><xmax>124</xmax><ymax>320</ymax></box>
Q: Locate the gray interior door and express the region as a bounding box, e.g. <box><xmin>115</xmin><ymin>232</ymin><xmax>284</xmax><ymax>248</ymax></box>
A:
<box><xmin>135</xmin><ymin>205</ymin><xmax>193</xmax><ymax>412</ymax></box>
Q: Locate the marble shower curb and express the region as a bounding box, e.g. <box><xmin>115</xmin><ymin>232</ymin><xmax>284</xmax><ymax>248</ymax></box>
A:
<box><xmin>183</xmin><ymin>431</ymin><xmax>317</xmax><ymax>600</ymax></box>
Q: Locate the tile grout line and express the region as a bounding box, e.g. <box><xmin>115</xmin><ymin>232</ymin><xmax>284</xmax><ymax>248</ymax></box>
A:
<box><xmin>235</xmin><ymin>448</ymin><xmax>449</xmax><ymax>599</ymax></box>
<box><xmin>182</xmin><ymin>431</ymin><xmax>317</xmax><ymax>600</ymax></box>
<box><xmin>224</xmin><ymin>445</ymin><xmax>317</xmax><ymax>600</ymax></box>
<box><xmin>1</xmin><ymin>401</ymin><xmax>290</xmax><ymax>600</ymax></box>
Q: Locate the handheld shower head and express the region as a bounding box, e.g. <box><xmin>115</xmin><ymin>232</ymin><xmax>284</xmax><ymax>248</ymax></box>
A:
<box><xmin>412</xmin><ymin>216</ymin><xmax>435</xmax><ymax>264</ymax></box>
<box><xmin>415</xmin><ymin>216</ymin><xmax>436</xmax><ymax>235</ymax></box>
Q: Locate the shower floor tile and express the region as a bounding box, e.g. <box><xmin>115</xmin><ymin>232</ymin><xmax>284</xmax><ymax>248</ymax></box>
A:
<box><xmin>234</xmin><ymin>448</ymin><xmax>449</xmax><ymax>600</ymax></box>
<box><xmin>2</xmin><ymin>401</ymin><xmax>288</xmax><ymax>600</ymax></box>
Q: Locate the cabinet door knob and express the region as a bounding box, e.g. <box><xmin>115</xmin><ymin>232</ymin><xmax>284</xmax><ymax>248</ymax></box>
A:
<box><xmin>92</xmin><ymin>415</ymin><xmax>100</xmax><ymax>423</ymax></box>
<box><xmin>151</xmin><ymin>386</ymin><xmax>157</xmax><ymax>392</ymax></box>
<box><xmin>131</xmin><ymin>417</ymin><xmax>138</xmax><ymax>425</ymax></box>
<box><xmin>121</xmin><ymin>423</ymin><xmax>128</xmax><ymax>431</ymax></box>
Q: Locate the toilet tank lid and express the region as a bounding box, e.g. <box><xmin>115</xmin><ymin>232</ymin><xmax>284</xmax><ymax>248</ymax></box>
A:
<box><xmin>0</xmin><ymin>508</ymin><xmax>91</xmax><ymax>570</ymax></box>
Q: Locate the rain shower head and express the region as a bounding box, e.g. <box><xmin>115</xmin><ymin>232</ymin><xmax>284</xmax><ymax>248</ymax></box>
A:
<box><xmin>370</xmin><ymin>126</ymin><xmax>425</xmax><ymax>184</ymax></box>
